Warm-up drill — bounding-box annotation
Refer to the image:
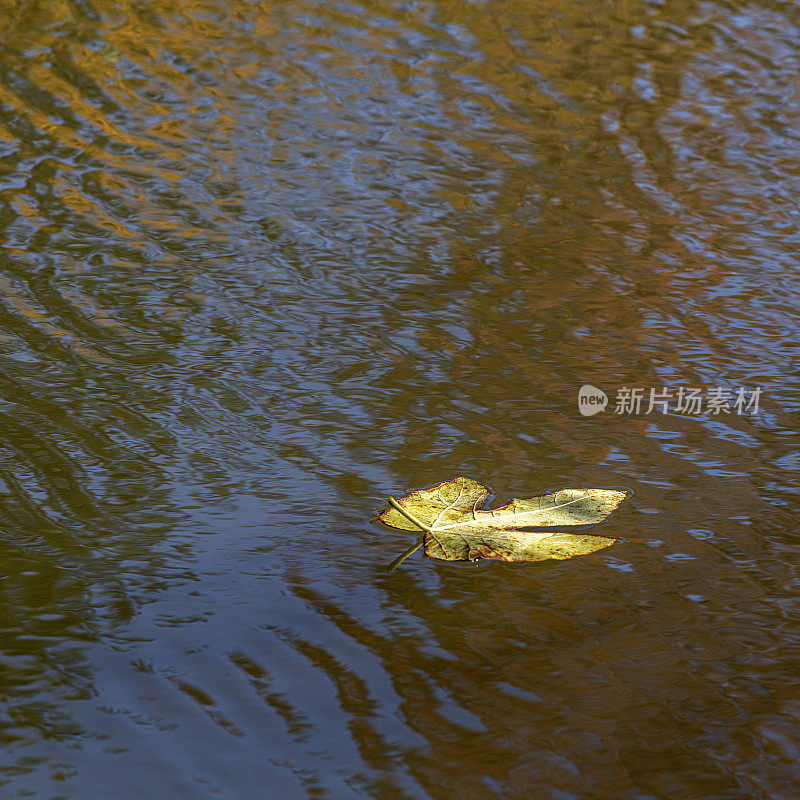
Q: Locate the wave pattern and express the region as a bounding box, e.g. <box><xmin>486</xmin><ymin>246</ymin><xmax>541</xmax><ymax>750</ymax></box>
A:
<box><xmin>0</xmin><ymin>0</ymin><xmax>798</xmax><ymax>797</ymax></box>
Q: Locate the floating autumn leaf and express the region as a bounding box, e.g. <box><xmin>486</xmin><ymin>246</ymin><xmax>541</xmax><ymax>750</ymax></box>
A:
<box><xmin>376</xmin><ymin>477</ymin><xmax>631</xmax><ymax>568</ymax></box>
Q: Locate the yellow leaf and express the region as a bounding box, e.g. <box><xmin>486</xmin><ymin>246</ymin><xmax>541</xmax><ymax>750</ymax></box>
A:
<box><xmin>376</xmin><ymin>477</ymin><xmax>630</xmax><ymax>565</ymax></box>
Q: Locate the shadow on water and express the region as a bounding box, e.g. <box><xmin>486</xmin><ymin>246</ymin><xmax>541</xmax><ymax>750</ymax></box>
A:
<box><xmin>0</xmin><ymin>0</ymin><xmax>798</xmax><ymax>797</ymax></box>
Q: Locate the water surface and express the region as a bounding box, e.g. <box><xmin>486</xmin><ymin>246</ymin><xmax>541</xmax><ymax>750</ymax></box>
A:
<box><xmin>0</xmin><ymin>0</ymin><xmax>799</xmax><ymax>797</ymax></box>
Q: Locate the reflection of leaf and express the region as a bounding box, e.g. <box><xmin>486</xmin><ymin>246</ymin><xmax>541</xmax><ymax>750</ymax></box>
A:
<box><xmin>376</xmin><ymin>477</ymin><xmax>630</xmax><ymax>566</ymax></box>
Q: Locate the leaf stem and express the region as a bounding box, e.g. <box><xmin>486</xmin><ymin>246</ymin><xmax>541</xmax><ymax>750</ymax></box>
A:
<box><xmin>387</xmin><ymin>497</ymin><xmax>434</xmax><ymax>533</ymax></box>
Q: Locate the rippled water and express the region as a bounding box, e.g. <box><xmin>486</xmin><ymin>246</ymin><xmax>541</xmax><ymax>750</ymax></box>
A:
<box><xmin>0</xmin><ymin>0</ymin><xmax>799</xmax><ymax>797</ymax></box>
